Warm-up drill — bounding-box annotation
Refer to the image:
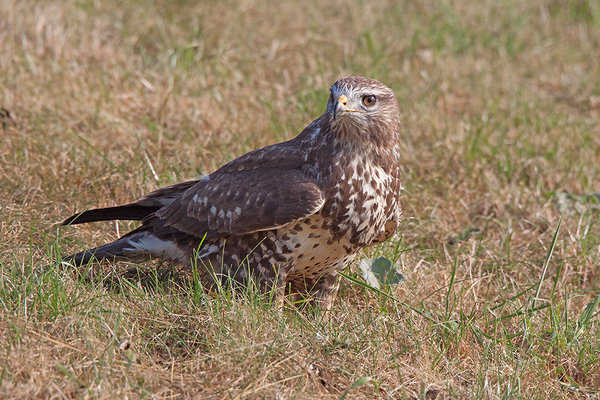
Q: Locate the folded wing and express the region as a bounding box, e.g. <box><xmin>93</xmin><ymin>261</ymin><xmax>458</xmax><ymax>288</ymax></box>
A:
<box><xmin>156</xmin><ymin>168</ymin><xmax>324</xmax><ymax>239</ymax></box>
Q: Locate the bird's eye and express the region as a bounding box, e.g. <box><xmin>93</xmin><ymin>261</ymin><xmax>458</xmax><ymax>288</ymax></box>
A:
<box><xmin>362</xmin><ymin>95</ymin><xmax>377</xmax><ymax>107</ymax></box>
<box><xmin>329</xmin><ymin>92</ymin><xmax>334</xmax><ymax>102</ymax></box>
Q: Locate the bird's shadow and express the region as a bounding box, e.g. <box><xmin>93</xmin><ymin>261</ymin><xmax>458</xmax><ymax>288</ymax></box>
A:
<box><xmin>50</xmin><ymin>259</ymin><xmax>331</xmax><ymax>314</ymax></box>
<box><xmin>68</xmin><ymin>260</ymin><xmax>194</xmax><ymax>298</ymax></box>
<box><xmin>61</xmin><ymin>260</ymin><xmax>284</xmax><ymax>308</ymax></box>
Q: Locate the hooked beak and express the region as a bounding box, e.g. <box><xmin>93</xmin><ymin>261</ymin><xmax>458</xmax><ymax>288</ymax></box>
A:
<box><xmin>332</xmin><ymin>94</ymin><xmax>365</xmax><ymax>120</ymax></box>
<box><xmin>333</xmin><ymin>94</ymin><xmax>349</xmax><ymax>121</ymax></box>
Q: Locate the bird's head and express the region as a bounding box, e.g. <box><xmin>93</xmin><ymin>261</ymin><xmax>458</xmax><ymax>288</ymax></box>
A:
<box><xmin>326</xmin><ymin>76</ymin><xmax>400</xmax><ymax>149</ymax></box>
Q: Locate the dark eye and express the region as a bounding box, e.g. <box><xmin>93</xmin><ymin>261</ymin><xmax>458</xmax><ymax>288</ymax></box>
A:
<box><xmin>362</xmin><ymin>95</ymin><xmax>377</xmax><ymax>107</ymax></box>
<box><xmin>329</xmin><ymin>92</ymin><xmax>334</xmax><ymax>102</ymax></box>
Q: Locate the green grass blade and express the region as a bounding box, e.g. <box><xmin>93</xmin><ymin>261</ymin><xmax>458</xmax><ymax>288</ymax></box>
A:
<box><xmin>532</xmin><ymin>213</ymin><xmax>563</xmax><ymax>310</ymax></box>
<box><xmin>339</xmin><ymin>377</ymin><xmax>374</xmax><ymax>400</ymax></box>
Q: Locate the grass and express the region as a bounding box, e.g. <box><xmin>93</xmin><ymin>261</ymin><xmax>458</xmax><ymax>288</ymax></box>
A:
<box><xmin>2</xmin><ymin>0</ymin><xmax>600</xmax><ymax>398</ymax></box>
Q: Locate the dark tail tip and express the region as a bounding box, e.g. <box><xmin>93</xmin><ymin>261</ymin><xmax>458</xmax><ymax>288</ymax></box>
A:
<box><xmin>62</xmin><ymin>205</ymin><xmax>160</xmax><ymax>226</ymax></box>
<box><xmin>62</xmin><ymin>249</ymin><xmax>103</xmax><ymax>266</ymax></box>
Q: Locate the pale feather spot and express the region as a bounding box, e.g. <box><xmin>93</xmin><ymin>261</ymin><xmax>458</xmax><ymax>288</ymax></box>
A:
<box><xmin>309</xmin><ymin>127</ymin><xmax>320</xmax><ymax>143</ymax></box>
<box><xmin>198</xmin><ymin>243</ymin><xmax>220</xmax><ymax>258</ymax></box>
<box><xmin>124</xmin><ymin>236</ymin><xmax>186</xmax><ymax>262</ymax></box>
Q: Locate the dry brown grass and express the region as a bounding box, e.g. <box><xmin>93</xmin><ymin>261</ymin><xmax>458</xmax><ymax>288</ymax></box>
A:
<box><xmin>2</xmin><ymin>0</ymin><xmax>600</xmax><ymax>398</ymax></box>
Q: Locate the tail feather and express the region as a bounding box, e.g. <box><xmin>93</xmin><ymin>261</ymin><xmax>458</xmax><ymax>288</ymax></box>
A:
<box><xmin>61</xmin><ymin>179</ymin><xmax>199</xmax><ymax>226</ymax></box>
<box><xmin>62</xmin><ymin>229</ymin><xmax>188</xmax><ymax>266</ymax></box>
<box><xmin>62</xmin><ymin>237</ymin><xmax>145</xmax><ymax>266</ymax></box>
<box><xmin>62</xmin><ymin>205</ymin><xmax>160</xmax><ymax>226</ymax></box>
<box><xmin>60</xmin><ymin>179</ymin><xmax>201</xmax><ymax>266</ymax></box>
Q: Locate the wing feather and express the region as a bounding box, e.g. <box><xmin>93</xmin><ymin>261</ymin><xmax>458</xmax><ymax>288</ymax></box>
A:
<box><xmin>156</xmin><ymin>169</ymin><xmax>323</xmax><ymax>239</ymax></box>
<box><xmin>155</xmin><ymin>141</ymin><xmax>323</xmax><ymax>239</ymax></box>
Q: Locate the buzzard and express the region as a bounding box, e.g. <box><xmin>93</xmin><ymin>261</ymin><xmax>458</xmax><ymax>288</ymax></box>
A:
<box><xmin>61</xmin><ymin>76</ymin><xmax>401</xmax><ymax>309</ymax></box>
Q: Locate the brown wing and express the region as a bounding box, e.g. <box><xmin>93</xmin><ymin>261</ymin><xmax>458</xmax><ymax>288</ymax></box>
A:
<box><xmin>155</xmin><ymin>141</ymin><xmax>323</xmax><ymax>239</ymax></box>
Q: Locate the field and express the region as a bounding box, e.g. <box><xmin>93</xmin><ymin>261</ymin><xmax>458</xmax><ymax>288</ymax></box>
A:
<box><xmin>2</xmin><ymin>0</ymin><xmax>600</xmax><ymax>398</ymax></box>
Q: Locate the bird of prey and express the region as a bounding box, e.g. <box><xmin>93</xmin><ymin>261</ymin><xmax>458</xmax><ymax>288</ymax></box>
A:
<box><xmin>61</xmin><ymin>76</ymin><xmax>402</xmax><ymax>309</ymax></box>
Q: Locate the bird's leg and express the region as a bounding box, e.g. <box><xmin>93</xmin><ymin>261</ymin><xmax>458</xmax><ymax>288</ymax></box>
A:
<box><xmin>240</xmin><ymin>262</ymin><xmax>289</xmax><ymax>307</ymax></box>
<box><xmin>274</xmin><ymin>268</ymin><xmax>289</xmax><ymax>309</ymax></box>
<box><xmin>308</xmin><ymin>272</ymin><xmax>341</xmax><ymax>311</ymax></box>
<box><xmin>287</xmin><ymin>271</ymin><xmax>340</xmax><ymax>311</ymax></box>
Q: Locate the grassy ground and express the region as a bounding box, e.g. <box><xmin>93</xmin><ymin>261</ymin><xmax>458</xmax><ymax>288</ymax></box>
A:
<box><xmin>1</xmin><ymin>0</ymin><xmax>600</xmax><ymax>398</ymax></box>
